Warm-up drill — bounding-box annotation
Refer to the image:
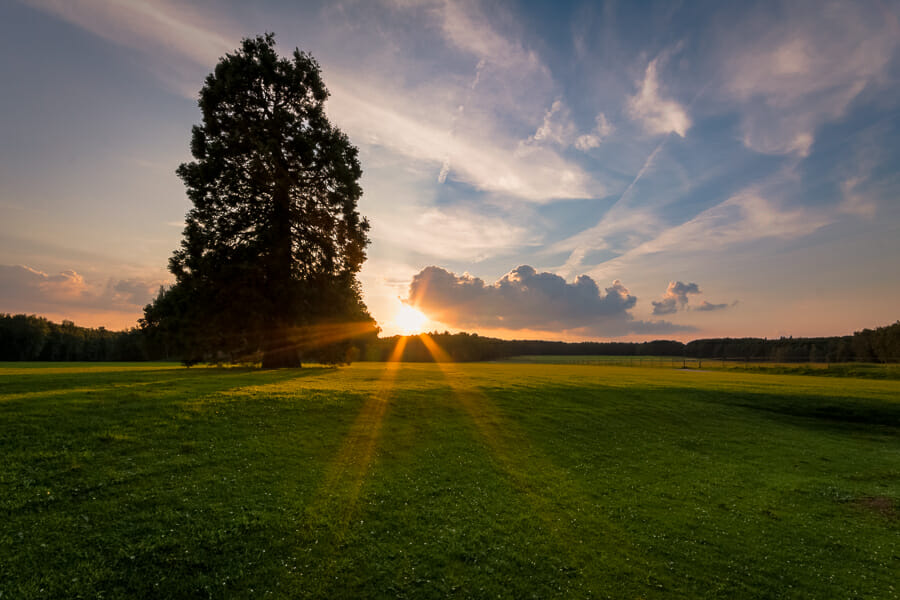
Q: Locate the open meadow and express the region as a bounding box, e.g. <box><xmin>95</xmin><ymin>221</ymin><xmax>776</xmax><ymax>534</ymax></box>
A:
<box><xmin>1</xmin><ymin>361</ymin><xmax>898</xmax><ymax>598</ymax></box>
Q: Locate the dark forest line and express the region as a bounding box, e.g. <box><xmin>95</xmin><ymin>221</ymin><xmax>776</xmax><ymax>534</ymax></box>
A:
<box><xmin>2</xmin><ymin>313</ymin><xmax>898</xmax><ymax>364</ymax></box>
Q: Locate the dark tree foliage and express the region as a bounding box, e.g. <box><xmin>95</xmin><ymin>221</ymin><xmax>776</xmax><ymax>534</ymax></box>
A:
<box><xmin>361</xmin><ymin>323</ymin><xmax>900</xmax><ymax>364</ymax></box>
<box><xmin>2</xmin><ymin>312</ymin><xmax>899</xmax><ymax>364</ymax></box>
<box><xmin>362</xmin><ymin>333</ymin><xmax>691</xmax><ymax>362</ymax></box>
<box><xmin>0</xmin><ymin>314</ymin><xmax>146</xmax><ymax>361</ymax></box>
<box><xmin>143</xmin><ymin>34</ymin><xmax>376</xmax><ymax>367</ymax></box>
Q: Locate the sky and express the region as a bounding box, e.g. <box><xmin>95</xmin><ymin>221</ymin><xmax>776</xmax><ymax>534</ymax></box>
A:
<box><xmin>1</xmin><ymin>0</ymin><xmax>899</xmax><ymax>341</ymax></box>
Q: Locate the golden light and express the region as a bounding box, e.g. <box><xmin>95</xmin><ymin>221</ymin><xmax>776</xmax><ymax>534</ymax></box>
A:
<box><xmin>394</xmin><ymin>303</ymin><xmax>428</xmax><ymax>335</ymax></box>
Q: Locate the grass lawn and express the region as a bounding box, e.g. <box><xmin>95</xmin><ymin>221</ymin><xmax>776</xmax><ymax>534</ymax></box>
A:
<box><xmin>1</xmin><ymin>361</ymin><xmax>898</xmax><ymax>598</ymax></box>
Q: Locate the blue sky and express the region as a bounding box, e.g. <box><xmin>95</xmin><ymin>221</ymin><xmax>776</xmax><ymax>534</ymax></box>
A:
<box><xmin>1</xmin><ymin>0</ymin><xmax>898</xmax><ymax>339</ymax></box>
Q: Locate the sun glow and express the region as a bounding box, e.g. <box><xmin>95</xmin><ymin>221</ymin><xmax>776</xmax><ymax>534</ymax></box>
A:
<box><xmin>394</xmin><ymin>303</ymin><xmax>428</xmax><ymax>335</ymax></box>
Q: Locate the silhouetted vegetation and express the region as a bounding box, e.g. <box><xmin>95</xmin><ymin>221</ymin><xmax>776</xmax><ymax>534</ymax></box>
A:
<box><xmin>363</xmin><ymin>333</ymin><xmax>688</xmax><ymax>362</ymax></box>
<box><xmin>0</xmin><ymin>314</ymin><xmax>146</xmax><ymax>361</ymax></box>
<box><xmin>142</xmin><ymin>34</ymin><xmax>376</xmax><ymax>367</ymax></box>
<box><xmin>684</xmin><ymin>322</ymin><xmax>900</xmax><ymax>363</ymax></box>
<box><xmin>365</xmin><ymin>323</ymin><xmax>900</xmax><ymax>363</ymax></box>
<box><xmin>3</xmin><ymin>313</ymin><xmax>898</xmax><ymax>365</ymax></box>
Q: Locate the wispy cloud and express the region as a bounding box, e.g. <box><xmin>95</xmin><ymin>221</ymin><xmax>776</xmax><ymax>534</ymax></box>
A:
<box><xmin>839</xmin><ymin>177</ymin><xmax>878</xmax><ymax>219</ymax></box>
<box><xmin>328</xmin><ymin>79</ymin><xmax>595</xmax><ymax>201</ymax></box>
<box><xmin>584</xmin><ymin>189</ymin><xmax>834</xmax><ymax>283</ymax></box>
<box><xmin>575</xmin><ymin>113</ymin><xmax>613</xmax><ymax>151</ymax></box>
<box><xmin>371</xmin><ymin>205</ymin><xmax>537</xmax><ymax>262</ymax></box>
<box><xmin>520</xmin><ymin>99</ymin><xmax>613</xmax><ymax>155</ymax></box>
<box><xmin>720</xmin><ymin>1</ymin><xmax>899</xmax><ymax>156</ymax></box>
<box><xmin>428</xmin><ymin>0</ymin><xmax>545</xmax><ymax>73</ymax></box>
<box><xmin>28</xmin><ymin>0</ymin><xmax>599</xmax><ymax>202</ymax></box>
<box><xmin>551</xmin><ymin>139</ymin><xmax>668</xmax><ymax>276</ymax></box>
<box><xmin>22</xmin><ymin>0</ymin><xmax>234</xmax><ymax>95</ymax></box>
<box><xmin>627</xmin><ymin>58</ymin><xmax>691</xmax><ymax>137</ymax></box>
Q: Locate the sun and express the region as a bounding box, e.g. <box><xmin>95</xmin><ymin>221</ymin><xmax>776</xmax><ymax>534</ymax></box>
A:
<box><xmin>394</xmin><ymin>303</ymin><xmax>428</xmax><ymax>335</ymax></box>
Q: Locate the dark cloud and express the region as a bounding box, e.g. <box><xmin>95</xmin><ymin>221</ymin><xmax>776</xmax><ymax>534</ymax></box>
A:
<box><xmin>110</xmin><ymin>278</ymin><xmax>160</xmax><ymax>306</ymax></box>
<box><xmin>407</xmin><ymin>265</ymin><xmax>692</xmax><ymax>336</ymax></box>
<box><xmin>652</xmin><ymin>281</ymin><xmax>700</xmax><ymax>315</ymax></box>
<box><xmin>695</xmin><ymin>300</ymin><xmax>730</xmax><ymax>312</ymax></box>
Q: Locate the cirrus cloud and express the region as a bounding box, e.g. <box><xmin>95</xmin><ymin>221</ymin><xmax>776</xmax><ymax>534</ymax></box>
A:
<box><xmin>627</xmin><ymin>58</ymin><xmax>691</xmax><ymax>137</ymax></box>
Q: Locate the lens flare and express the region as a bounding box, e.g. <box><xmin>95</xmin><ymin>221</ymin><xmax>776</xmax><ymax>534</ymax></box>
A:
<box><xmin>394</xmin><ymin>303</ymin><xmax>427</xmax><ymax>335</ymax></box>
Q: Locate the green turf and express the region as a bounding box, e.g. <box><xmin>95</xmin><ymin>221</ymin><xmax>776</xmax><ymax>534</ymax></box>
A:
<box><xmin>1</xmin><ymin>362</ymin><xmax>898</xmax><ymax>598</ymax></box>
<box><xmin>500</xmin><ymin>355</ymin><xmax>900</xmax><ymax>379</ymax></box>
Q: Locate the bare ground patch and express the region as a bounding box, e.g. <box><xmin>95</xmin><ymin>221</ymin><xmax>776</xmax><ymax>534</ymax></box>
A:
<box><xmin>854</xmin><ymin>496</ymin><xmax>898</xmax><ymax>519</ymax></box>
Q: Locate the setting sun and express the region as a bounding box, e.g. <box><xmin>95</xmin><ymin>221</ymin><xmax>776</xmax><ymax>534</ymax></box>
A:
<box><xmin>394</xmin><ymin>303</ymin><xmax>428</xmax><ymax>335</ymax></box>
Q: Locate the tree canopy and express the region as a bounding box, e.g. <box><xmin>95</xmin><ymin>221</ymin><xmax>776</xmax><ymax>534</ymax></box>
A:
<box><xmin>143</xmin><ymin>34</ymin><xmax>376</xmax><ymax>367</ymax></box>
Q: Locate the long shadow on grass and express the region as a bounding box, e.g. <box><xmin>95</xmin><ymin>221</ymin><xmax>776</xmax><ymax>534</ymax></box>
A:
<box><xmin>2</xmin><ymin>368</ymin><xmax>338</xmax><ymax>509</ymax></box>
<box><xmin>0</xmin><ymin>367</ymin><xmax>333</xmax><ymax>405</ymax></box>
<box><xmin>707</xmin><ymin>389</ymin><xmax>900</xmax><ymax>432</ymax></box>
<box><xmin>1</xmin><ymin>367</ymin><xmax>350</xmax><ymax>598</ymax></box>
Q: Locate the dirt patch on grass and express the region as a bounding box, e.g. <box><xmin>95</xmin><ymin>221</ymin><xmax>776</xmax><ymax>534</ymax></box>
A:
<box><xmin>854</xmin><ymin>496</ymin><xmax>897</xmax><ymax>519</ymax></box>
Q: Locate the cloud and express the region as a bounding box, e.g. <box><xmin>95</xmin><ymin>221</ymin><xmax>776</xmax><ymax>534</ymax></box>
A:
<box><xmin>574</xmin><ymin>113</ymin><xmax>613</xmax><ymax>151</ymax></box>
<box><xmin>721</xmin><ymin>2</ymin><xmax>899</xmax><ymax>156</ymax></box>
<box><xmin>652</xmin><ymin>281</ymin><xmax>700</xmax><ymax>315</ymax></box>
<box><xmin>328</xmin><ymin>78</ymin><xmax>596</xmax><ymax>201</ymax></box>
<box><xmin>520</xmin><ymin>100</ymin><xmax>613</xmax><ymax>154</ymax></box>
<box><xmin>551</xmin><ymin>139</ymin><xmax>670</xmax><ymax>276</ymax></box>
<box><xmin>371</xmin><ymin>205</ymin><xmax>537</xmax><ymax>262</ymax></box>
<box><xmin>695</xmin><ymin>300</ymin><xmax>729</xmax><ymax>312</ymax></box>
<box><xmin>110</xmin><ymin>278</ymin><xmax>161</xmax><ymax>306</ymax></box>
<box><xmin>428</xmin><ymin>0</ymin><xmax>545</xmax><ymax>73</ymax></box>
<box><xmin>627</xmin><ymin>58</ymin><xmax>691</xmax><ymax>137</ymax></box>
<box><xmin>405</xmin><ymin>265</ymin><xmax>688</xmax><ymax>336</ymax></box>
<box><xmin>0</xmin><ymin>264</ymin><xmax>164</xmax><ymax>326</ymax></box>
<box><xmin>0</xmin><ymin>265</ymin><xmax>89</xmax><ymax>304</ymax></box>
<box><xmin>839</xmin><ymin>177</ymin><xmax>878</xmax><ymax>218</ymax></box>
<box><xmin>528</xmin><ymin>99</ymin><xmax>576</xmax><ymax>146</ymax></box>
<box><xmin>22</xmin><ymin>0</ymin><xmax>233</xmax><ymax>95</ymax></box>
<box><xmin>29</xmin><ymin>0</ymin><xmax>598</xmax><ymax>202</ymax></box>
<box><xmin>621</xmin><ymin>191</ymin><xmax>832</xmax><ymax>259</ymax></box>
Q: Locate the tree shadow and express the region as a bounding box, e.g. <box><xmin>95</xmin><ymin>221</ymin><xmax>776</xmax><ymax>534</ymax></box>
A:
<box><xmin>0</xmin><ymin>366</ymin><xmax>336</xmax><ymax>400</ymax></box>
<box><xmin>709</xmin><ymin>390</ymin><xmax>900</xmax><ymax>433</ymax></box>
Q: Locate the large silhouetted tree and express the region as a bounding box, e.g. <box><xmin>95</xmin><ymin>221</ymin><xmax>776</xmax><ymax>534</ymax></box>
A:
<box><xmin>144</xmin><ymin>34</ymin><xmax>376</xmax><ymax>367</ymax></box>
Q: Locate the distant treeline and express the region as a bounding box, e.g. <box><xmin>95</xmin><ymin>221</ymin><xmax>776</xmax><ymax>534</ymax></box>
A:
<box><xmin>1</xmin><ymin>313</ymin><xmax>898</xmax><ymax>364</ymax></box>
<box><xmin>365</xmin><ymin>322</ymin><xmax>900</xmax><ymax>363</ymax></box>
<box><xmin>363</xmin><ymin>333</ymin><xmax>685</xmax><ymax>362</ymax></box>
<box><xmin>0</xmin><ymin>314</ymin><xmax>146</xmax><ymax>361</ymax></box>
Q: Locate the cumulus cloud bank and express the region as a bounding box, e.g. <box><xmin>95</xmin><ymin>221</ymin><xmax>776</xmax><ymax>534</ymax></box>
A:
<box><xmin>406</xmin><ymin>265</ymin><xmax>690</xmax><ymax>336</ymax></box>
<box><xmin>0</xmin><ymin>264</ymin><xmax>163</xmax><ymax>325</ymax></box>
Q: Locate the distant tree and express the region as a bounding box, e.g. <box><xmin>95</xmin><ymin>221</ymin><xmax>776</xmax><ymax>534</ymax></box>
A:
<box><xmin>144</xmin><ymin>34</ymin><xmax>376</xmax><ymax>367</ymax></box>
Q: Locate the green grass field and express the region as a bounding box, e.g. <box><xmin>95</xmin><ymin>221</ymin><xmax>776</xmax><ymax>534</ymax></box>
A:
<box><xmin>2</xmin><ymin>362</ymin><xmax>898</xmax><ymax>598</ymax></box>
<box><xmin>499</xmin><ymin>355</ymin><xmax>900</xmax><ymax>379</ymax></box>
